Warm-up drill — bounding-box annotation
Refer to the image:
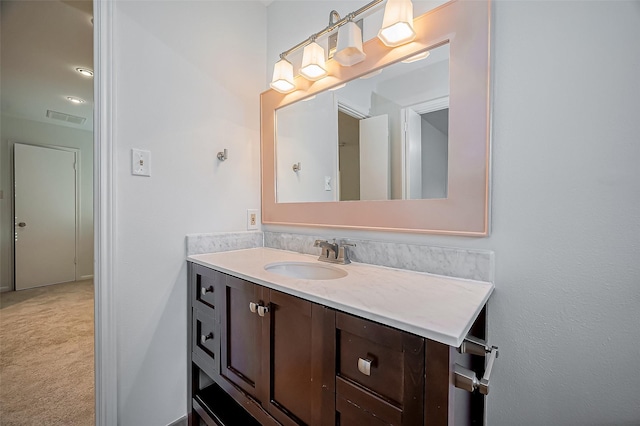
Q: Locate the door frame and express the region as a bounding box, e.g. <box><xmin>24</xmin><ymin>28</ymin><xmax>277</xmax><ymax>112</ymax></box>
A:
<box><xmin>94</xmin><ymin>0</ymin><xmax>117</xmax><ymax>424</ymax></box>
<box><xmin>12</xmin><ymin>142</ymin><xmax>80</xmax><ymax>288</ymax></box>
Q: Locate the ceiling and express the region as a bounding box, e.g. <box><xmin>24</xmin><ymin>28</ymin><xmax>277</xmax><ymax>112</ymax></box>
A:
<box><xmin>1</xmin><ymin>0</ymin><xmax>94</xmax><ymax>132</ymax></box>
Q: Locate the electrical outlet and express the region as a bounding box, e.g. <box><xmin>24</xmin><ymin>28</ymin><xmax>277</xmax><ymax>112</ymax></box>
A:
<box><xmin>247</xmin><ymin>209</ymin><xmax>259</xmax><ymax>230</ymax></box>
<box><xmin>131</xmin><ymin>148</ymin><xmax>151</xmax><ymax>176</ymax></box>
<box><xmin>324</xmin><ymin>176</ymin><xmax>332</xmax><ymax>191</ymax></box>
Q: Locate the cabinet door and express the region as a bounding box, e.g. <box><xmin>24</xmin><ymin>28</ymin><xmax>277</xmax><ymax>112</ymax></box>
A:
<box><xmin>219</xmin><ymin>275</ymin><xmax>267</xmax><ymax>403</ymax></box>
<box><xmin>262</xmin><ymin>290</ymin><xmax>335</xmax><ymax>426</ymax></box>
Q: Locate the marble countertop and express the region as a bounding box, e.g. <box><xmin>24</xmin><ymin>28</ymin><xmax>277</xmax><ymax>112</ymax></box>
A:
<box><xmin>188</xmin><ymin>248</ymin><xmax>494</xmax><ymax>347</ymax></box>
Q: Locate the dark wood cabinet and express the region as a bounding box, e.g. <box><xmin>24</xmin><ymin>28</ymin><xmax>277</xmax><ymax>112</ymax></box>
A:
<box><xmin>189</xmin><ymin>263</ymin><xmax>332</xmax><ymax>426</ymax></box>
<box><xmin>219</xmin><ymin>275</ymin><xmax>266</xmax><ymax>403</ymax></box>
<box><xmin>262</xmin><ymin>290</ymin><xmax>335</xmax><ymax>425</ymax></box>
<box><xmin>188</xmin><ymin>262</ymin><xmax>475</xmax><ymax>426</ymax></box>
<box><xmin>334</xmin><ymin>312</ymin><xmax>426</xmax><ymax>426</ymax></box>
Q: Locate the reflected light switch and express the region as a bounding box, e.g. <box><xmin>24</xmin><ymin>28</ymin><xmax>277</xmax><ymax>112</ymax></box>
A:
<box><xmin>324</xmin><ymin>176</ymin><xmax>331</xmax><ymax>191</ymax></box>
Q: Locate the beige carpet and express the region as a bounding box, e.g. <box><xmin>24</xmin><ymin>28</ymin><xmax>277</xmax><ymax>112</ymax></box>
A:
<box><xmin>0</xmin><ymin>280</ymin><xmax>95</xmax><ymax>425</ymax></box>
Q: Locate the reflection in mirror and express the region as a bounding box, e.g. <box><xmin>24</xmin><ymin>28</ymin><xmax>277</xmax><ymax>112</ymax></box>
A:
<box><xmin>275</xmin><ymin>43</ymin><xmax>449</xmax><ymax>204</ymax></box>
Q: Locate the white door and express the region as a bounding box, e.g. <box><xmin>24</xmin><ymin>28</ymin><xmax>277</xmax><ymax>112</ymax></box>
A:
<box><xmin>402</xmin><ymin>108</ymin><xmax>423</xmax><ymax>200</ymax></box>
<box><xmin>14</xmin><ymin>143</ymin><xmax>77</xmax><ymax>290</ymax></box>
<box><xmin>359</xmin><ymin>115</ymin><xmax>389</xmax><ymax>200</ymax></box>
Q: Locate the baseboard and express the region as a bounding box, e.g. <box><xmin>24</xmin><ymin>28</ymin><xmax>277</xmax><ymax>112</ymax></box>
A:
<box><xmin>0</xmin><ymin>285</ymin><xmax>11</xmax><ymax>293</ymax></box>
<box><xmin>167</xmin><ymin>415</ymin><xmax>187</xmax><ymax>426</ymax></box>
<box><xmin>80</xmin><ymin>275</ymin><xmax>94</xmax><ymax>280</ymax></box>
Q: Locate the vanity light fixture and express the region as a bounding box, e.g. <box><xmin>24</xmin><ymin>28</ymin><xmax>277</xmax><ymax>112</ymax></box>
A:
<box><xmin>402</xmin><ymin>50</ymin><xmax>430</xmax><ymax>63</ymax></box>
<box><xmin>299</xmin><ymin>40</ymin><xmax>328</xmax><ymax>81</ymax></box>
<box><xmin>377</xmin><ymin>0</ymin><xmax>416</xmax><ymax>47</ymax></box>
<box><xmin>75</xmin><ymin>67</ymin><xmax>94</xmax><ymax>77</ymax></box>
<box><xmin>270</xmin><ymin>57</ymin><xmax>296</xmax><ymax>93</ymax></box>
<box><xmin>66</xmin><ymin>96</ymin><xmax>85</xmax><ymax>104</ymax></box>
<box><xmin>334</xmin><ymin>18</ymin><xmax>366</xmax><ymax>66</ymax></box>
<box><xmin>270</xmin><ymin>0</ymin><xmax>389</xmax><ymax>88</ymax></box>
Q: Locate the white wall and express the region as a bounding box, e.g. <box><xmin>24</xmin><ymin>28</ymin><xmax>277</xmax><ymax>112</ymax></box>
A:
<box><xmin>421</xmin><ymin>115</ymin><xmax>447</xmax><ymax>198</ymax></box>
<box><xmin>276</xmin><ymin>91</ymin><xmax>337</xmax><ymax>203</ymax></box>
<box><xmin>0</xmin><ymin>115</ymin><xmax>94</xmax><ymax>291</ymax></box>
<box><xmin>265</xmin><ymin>1</ymin><xmax>640</xmax><ymax>424</ymax></box>
<box><xmin>111</xmin><ymin>1</ymin><xmax>265</xmax><ymax>424</ymax></box>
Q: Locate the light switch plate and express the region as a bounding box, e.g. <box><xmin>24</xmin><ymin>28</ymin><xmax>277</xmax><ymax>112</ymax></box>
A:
<box><xmin>324</xmin><ymin>176</ymin><xmax>331</xmax><ymax>191</ymax></box>
<box><xmin>132</xmin><ymin>149</ymin><xmax>151</xmax><ymax>176</ymax></box>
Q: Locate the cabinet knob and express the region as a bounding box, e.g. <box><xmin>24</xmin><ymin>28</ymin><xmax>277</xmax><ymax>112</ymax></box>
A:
<box><xmin>357</xmin><ymin>357</ymin><xmax>373</xmax><ymax>376</ymax></box>
<box><xmin>200</xmin><ymin>333</ymin><xmax>213</xmax><ymax>345</ymax></box>
<box><xmin>201</xmin><ymin>286</ymin><xmax>213</xmax><ymax>296</ymax></box>
<box><xmin>257</xmin><ymin>305</ymin><xmax>270</xmax><ymax>317</ymax></box>
<box><xmin>249</xmin><ymin>302</ymin><xmax>258</xmax><ymax>313</ymax></box>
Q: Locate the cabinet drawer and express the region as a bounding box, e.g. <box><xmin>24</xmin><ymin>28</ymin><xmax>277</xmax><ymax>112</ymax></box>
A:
<box><xmin>335</xmin><ymin>312</ymin><xmax>425</xmax><ymax>425</ymax></box>
<box><xmin>192</xmin><ymin>264</ymin><xmax>222</xmax><ymax>312</ymax></box>
<box><xmin>193</xmin><ymin>307</ymin><xmax>219</xmax><ymax>374</ymax></box>
<box><xmin>336</xmin><ymin>393</ymin><xmax>392</xmax><ymax>426</ymax></box>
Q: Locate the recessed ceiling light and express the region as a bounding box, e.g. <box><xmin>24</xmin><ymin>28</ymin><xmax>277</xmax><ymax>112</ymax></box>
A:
<box><xmin>67</xmin><ymin>96</ymin><xmax>85</xmax><ymax>104</ymax></box>
<box><xmin>76</xmin><ymin>67</ymin><xmax>94</xmax><ymax>77</ymax></box>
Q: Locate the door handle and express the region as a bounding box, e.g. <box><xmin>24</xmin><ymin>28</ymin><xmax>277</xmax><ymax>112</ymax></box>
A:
<box><xmin>257</xmin><ymin>305</ymin><xmax>270</xmax><ymax>317</ymax></box>
<box><xmin>17</xmin><ymin>222</ymin><xmax>26</xmax><ymax>227</ymax></box>
<box><xmin>200</xmin><ymin>333</ymin><xmax>213</xmax><ymax>345</ymax></box>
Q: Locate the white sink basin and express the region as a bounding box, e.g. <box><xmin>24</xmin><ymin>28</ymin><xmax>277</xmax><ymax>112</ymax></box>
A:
<box><xmin>264</xmin><ymin>262</ymin><xmax>348</xmax><ymax>280</ymax></box>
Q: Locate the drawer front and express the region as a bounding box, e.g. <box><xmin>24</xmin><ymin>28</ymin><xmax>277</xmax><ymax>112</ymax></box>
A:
<box><xmin>336</xmin><ymin>378</ymin><xmax>401</xmax><ymax>425</ymax></box>
<box><xmin>335</xmin><ymin>312</ymin><xmax>425</xmax><ymax>426</ymax></box>
<box><xmin>336</xmin><ymin>313</ymin><xmax>406</xmax><ymax>405</ymax></box>
<box><xmin>193</xmin><ymin>307</ymin><xmax>219</xmax><ymax>373</ymax></box>
<box><xmin>192</xmin><ymin>264</ymin><xmax>223</xmax><ymax>312</ymax></box>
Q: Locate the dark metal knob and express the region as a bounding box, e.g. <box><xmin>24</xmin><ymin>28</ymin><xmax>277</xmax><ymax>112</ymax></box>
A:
<box><xmin>200</xmin><ymin>333</ymin><xmax>213</xmax><ymax>345</ymax></box>
<box><xmin>17</xmin><ymin>222</ymin><xmax>26</xmax><ymax>227</ymax></box>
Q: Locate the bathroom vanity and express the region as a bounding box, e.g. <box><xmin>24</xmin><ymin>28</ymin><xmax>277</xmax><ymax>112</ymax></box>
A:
<box><xmin>187</xmin><ymin>248</ymin><xmax>494</xmax><ymax>426</ymax></box>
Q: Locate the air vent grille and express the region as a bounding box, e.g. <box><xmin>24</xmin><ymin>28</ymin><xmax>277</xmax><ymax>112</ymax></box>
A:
<box><xmin>46</xmin><ymin>109</ymin><xmax>86</xmax><ymax>125</ymax></box>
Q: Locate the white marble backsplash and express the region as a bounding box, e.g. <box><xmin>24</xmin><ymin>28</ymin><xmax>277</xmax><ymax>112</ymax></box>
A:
<box><xmin>186</xmin><ymin>231</ymin><xmax>493</xmax><ymax>282</ymax></box>
<box><xmin>264</xmin><ymin>232</ymin><xmax>494</xmax><ymax>282</ymax></box>
<box><xmin>186</xmin><ymin>231</ymin><xmax>263</xmax><ymax>255</ymax></box>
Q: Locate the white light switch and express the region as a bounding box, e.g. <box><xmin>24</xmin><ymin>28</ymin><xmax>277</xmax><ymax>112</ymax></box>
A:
<box><xmin>132</xmin><ymin>149</ymin><xmax>151</xmax><ymax>176</ymax></box>
<box><xmin>324</xmin><ymin>176</ymin><xmax>332</xmax><ymax>191</ymax></box>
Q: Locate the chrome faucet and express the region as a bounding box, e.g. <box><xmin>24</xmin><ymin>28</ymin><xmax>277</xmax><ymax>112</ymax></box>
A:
<box><xmin>314</xmin><ymin>239</ymin><xmax>338</xmax><ymax>258</ymax></box>
<box><xmin>313</xmin><ymin>239</ymin><xmax>355</xmax><ymax>264</ymax></box>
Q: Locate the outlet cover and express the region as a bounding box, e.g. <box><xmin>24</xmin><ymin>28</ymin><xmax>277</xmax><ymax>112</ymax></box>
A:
<box><xmin>132</xmin><ymin>148</ymin><xmax>151</xmax><ymax>176</ymax></box>
<box><xmin>247</xmin><ymin>209</ymin><xmax>259</xmax><ymax>230</ymax></box>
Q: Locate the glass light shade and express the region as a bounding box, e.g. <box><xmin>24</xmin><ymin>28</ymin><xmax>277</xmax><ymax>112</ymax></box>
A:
<box><xmin>377</xmin><ymin>0</ymin><xmax>416</xmax><ymax>47</ymax></box>
<box><xmin>270</xmin><ymin>58</ymin><xmax>296</xmax><ymax>93</ymax></box>
<box><xmin>299</xmin><ymin>42</ymin><xmax>328</xmax><ymax>81</ymax></box>
<box><xmin>334</xmin><ymin>21</ymin><xmax>366</xmax><ymax>66</ymax></box>
<box><xmin>270</xmin><ymin>58</ymin><xmax>295</xmax><ymax>93</ymax></box>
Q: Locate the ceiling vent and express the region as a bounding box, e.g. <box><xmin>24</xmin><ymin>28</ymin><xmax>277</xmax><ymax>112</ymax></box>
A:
<box><xmin>46</xmin><ymin>109</ymin><xmax>86</xmax><ymax>125</ymax></box>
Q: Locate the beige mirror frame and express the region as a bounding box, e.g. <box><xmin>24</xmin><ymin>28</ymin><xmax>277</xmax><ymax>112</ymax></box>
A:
<box><xmin>261</xmin><ymin>0</ymin><xmax>491</xmax><ymax>236</ymax></box>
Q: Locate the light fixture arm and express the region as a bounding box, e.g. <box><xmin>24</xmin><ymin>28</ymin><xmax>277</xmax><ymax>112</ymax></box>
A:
<box><xmin>277</xmin><ymin>0</ymin><xmax>384</xmax><ymax>60</ymax></box>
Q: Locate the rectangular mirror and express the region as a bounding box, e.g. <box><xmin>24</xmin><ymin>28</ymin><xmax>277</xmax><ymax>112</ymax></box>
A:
<box><xmin>276</xmin><ymin>43</ymin><xmax>450</xmax><ymax>203</ymax></box>
<box><xmin>262</xmin><ymin>0</ymin><xmax>491</xmax><ymax>235</ymax></box>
